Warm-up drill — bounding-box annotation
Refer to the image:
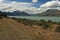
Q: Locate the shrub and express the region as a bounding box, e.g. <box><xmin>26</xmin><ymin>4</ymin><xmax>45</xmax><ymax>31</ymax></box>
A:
<box><xmin>40</xmin><ymin>20</ymin><xmax>45</xmax><ymax>22</ymax></box>
<box><xmin>57</xmin><ymin>22</ymin><xmax>60</xmax><ymax>25</ymax></box>
<box><xmin>0</xmin><ymin>13</ymin><xmax>8</xmax><ymax>18</ymax></box>
<box><xmin>42</xmin><ymin>23</ymin><xmax>50</xmax><ymax>29</ymax></box>
<box><xmin>12</xmin><ymin>17</ymin><xmax>16</xmax><ymax>20</ymax></box>
<box><xmin>3</xmin><ymin>14</ymin><xmax>8</xmax><ymax>18</ymax></box>
<box><xmin>55</xmin><ymin>26</ymin><xmax>60</xmax><ymax>32</ymax></box>
<box><xmin>48</xmin><ymin>20</ymin><xmax>52</xmax><ymax>23</ymax></box>
<box><xmin>0</xmin><ymin>16</ymin><xmax>2</xmax><ymax>19</ymax></box>
<box><xmin>53</xmin><ymin>22</ymin><xmax>57</xmax><ymax>24</ymax></box>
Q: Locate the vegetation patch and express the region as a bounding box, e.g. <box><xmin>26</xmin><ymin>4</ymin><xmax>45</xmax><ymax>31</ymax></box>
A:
<box><xmin>55</xmin><ymin>26</ymin><xmax>60</xmax><ymax>32</ymax></box>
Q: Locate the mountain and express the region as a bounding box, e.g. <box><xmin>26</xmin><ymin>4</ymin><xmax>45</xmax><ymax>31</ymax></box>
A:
<box><xmin>0</xmin><ymin>11</ymin><xmax>30</xmax><ymax>16</ymax></box>
<box><xmin>35</xmin><ymin>9</ymin><xmax>60</xmax><ymax>16</ymax></box>
<box><xmin>0</xmin><ymin>9</ymin><xmax>60</xmax><ymax>16</ymax></box>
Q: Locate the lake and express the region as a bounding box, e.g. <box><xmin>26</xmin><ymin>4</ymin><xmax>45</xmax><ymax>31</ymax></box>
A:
<box><xmin>9</xmin><ymin>16</ymin><xmax>60</xmax><ymax>22</ymax></box>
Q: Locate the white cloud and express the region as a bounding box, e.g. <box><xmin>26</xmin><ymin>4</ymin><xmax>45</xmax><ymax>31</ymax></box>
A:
<box><xmin>1</xmin><ymin>0</ymin><xmax>60</xmax><ymax>14</ymax></box>
<box><xmin>0</xmin><ymin>2</ymin><xmax>36</xmax><ymax>13</ymax></box>
<box><xmin>0</xmin><ymin>1</ymin><xmax>40</xmax><ymax>14</ymax></box>
<box><xmin>0</xmin><ymin>0</ymin><xmax>39</xmax><ymax>14</ymax></box>
<box><xmin>35</xmin><ymin>0</ymin><xmax>60</xmax><ymax>13</ymax></box>
<box><xmin>40</xmin><ymin>1</ymin><xmax>60</xmax><ymax>10</ymax></box>
<box><xmin>0</xmin><ymin>3</ymin><xmax>11</xmax><ymax>10</ymax></box>
<box><xmin>0</xmin><ymin>0</ymin><xmax>4</xmax><ymax>2</ymax></box>
<box><xmin>32</xmin><ymin>0</ymin><xmax>38</xmax><ymax>2</ymax></box>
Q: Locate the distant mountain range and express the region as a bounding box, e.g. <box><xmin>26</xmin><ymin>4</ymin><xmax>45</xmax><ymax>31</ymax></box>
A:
<box><xmin>0</xmin><ymin>9</ymin><xmax>60</xmax><ymax>16</ymax></box>
<box><xmin>35</xmin><ymin>9</ymin><xmax>60</xmax><ymax>16</ymax></box>
<box><xmin>0</xmin><ymin>11</ymin><xmax>30</xmax><ymax>16</ymax></box>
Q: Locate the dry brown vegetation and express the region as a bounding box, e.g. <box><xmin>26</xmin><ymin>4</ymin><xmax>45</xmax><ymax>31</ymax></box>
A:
<box><xmin>0</xmin><ymin>17</ymin><xmax>60</xmax><ymax>40</ymax></box>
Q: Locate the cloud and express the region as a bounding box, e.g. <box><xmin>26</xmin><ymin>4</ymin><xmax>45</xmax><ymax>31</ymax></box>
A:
<box><xmin>1</xmin><ymin>0</ymin><xmax>60</xmax><ymax>14</ymax></box>
<box><xmin>0</xmin><ymin>3</ymin><xmax>11</xmax><ymax>10</ymax></box>
<box><xmin>35</xmin><ymin>1</ymin><xmax>60</xmax><ymax>13</ymax></box>
<box><xmin>0</xmin><ymin>2</ymin><xmax>36</xmax><ymax>13</ymax></box>
<box><xmin>0</xmin><ymin>0</ymin><xmax>45</xmax><ymax>14</ymax></box>
<box><xmin>0</xmin><ymin>0</ymin><xmax>4</xmax><ymax>2</ymax></box>
<box><xmin>32</xmin><ymin>0</ymin><xmax>38</xmax><ymax>2</ymax></box>
<box><xmin>40</xmin><ymin>1</ymin><xmax>60</xmax><ymax>9</ymax></box>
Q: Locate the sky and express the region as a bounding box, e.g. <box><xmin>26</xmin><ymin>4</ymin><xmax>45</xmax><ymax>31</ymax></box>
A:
<box><xmin>0</xmin><ymin>0</ymin><xmax>60</xmax><ymax>14</ymax></box>
<box><xmin>2</xmin><ymin>0</ymin><xmax>52</xmax><ymax>8</ymax></box>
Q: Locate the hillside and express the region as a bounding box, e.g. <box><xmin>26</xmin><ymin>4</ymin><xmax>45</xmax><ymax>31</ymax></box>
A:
<box><xmin>0</xmin><ymin>17</ymin><xmax>60</xmax><ymax>40</ymax></box>
<box><xmin>36</xmin><ymin>9</ymin><xmax>60</xmax><ymax>16</ymax></box>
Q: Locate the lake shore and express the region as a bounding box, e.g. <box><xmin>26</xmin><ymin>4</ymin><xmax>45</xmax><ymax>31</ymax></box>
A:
<box><xmin>9</xmin><ymin>16</ymin><xmax>60</xmax><ymax>22</ymax></box>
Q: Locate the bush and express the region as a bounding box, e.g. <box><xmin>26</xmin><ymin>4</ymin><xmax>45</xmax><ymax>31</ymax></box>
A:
<box><xmin>0</xmin><ymin>13</ymin><xmax>8</xmax><ymax>18</ymax></box>
<box><xmin>48</xmin><ymin>20</ymin><xmax>52</xmax><ymax>23</ymax></box>
<box><xmin>42</xmin><ymin>23</ymin><xmax>50</xmax><ymax>29</ymax></box>
<box><xmin>12</xmin><ymin>17</ymin><xmax>16</xmax><ymax>20</ymax></box>
<box><xmin>53</xmin><ymin>22</ymin><xmax>57</xmax><ymax>24</ymax></box>
<box><xmin>57</xmin><ymin>22</ymin><xmax>60</xmax><ymax>25</ymax></box>
<box><xmin>40</xmin><ymin>20</ymin><xmax>46</xmax><ymax>22</ymax></box>
<box><xmin>0</xmin><ymin>16</ymin><xmax>2</xmax><ymax>19</ymax></box>
<box><xmin>55</xmin><ymin>26</ymin><xmax>60</xmax><ymax>32</ymax></box>
<box><xmin>3</xmin><ymin>14</ymin><xmax>8</xmax><ymax>18</ymax></box>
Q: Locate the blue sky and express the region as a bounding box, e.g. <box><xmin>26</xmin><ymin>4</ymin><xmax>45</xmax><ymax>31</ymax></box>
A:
<box><xmin>7</xmin><ymin>0</ymin><xmax>51</xmax><ymax>3</ymax></box>
<box><xmin>7</xmin><ymin>0</ymin><xmax>50</xmax><ymax>2</ymax></box>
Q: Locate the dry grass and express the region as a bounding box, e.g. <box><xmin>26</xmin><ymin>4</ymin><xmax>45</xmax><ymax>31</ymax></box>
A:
<box><xmin>0</xmin><ymin>18</ymin><xmax>60</xmax><ymax>40</ymax></box>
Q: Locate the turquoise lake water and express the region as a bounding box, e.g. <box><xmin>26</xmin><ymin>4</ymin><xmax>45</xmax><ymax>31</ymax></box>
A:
<box><xmin>9</xmin><ymin>16</ymin><xmax>60</xmax><ymax>22</ymax></box>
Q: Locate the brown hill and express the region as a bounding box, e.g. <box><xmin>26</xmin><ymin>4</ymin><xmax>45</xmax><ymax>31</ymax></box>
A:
<box><xmin>0</xmin><ymin>18</ymin><xmax>60</xmax><ymax>40</ymax></box>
